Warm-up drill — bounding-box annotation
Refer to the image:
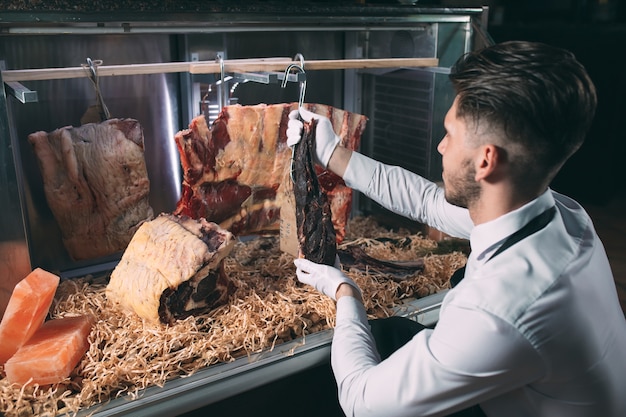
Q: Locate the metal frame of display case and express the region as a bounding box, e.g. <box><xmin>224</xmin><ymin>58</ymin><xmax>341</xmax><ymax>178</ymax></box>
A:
<box><xmin>76</xmin><ymin>290</ymin><xmax>447</xmax><ymax>417</ymax></box>
<box><xmin>0</xmin><ymin>6</ymin><xmax>487</xmax><ymax>415</ymax></box>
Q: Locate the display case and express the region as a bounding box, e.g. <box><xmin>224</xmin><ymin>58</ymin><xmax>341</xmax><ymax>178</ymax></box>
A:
<box><xmin>0</xmin><ymin>4</ymin><xmax>488</xmax><ymax>415</ymax></box>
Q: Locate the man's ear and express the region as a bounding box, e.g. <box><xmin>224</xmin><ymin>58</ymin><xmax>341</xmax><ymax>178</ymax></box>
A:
<box><xmin>474</xmin><ymin>144</ymin><xmax>500</xmax><ymax>182</ymax></box>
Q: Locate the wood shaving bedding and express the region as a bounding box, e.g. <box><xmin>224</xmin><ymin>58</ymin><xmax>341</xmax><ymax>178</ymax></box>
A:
<box><xmin>0</xmin><ymin>216</ymin><xmax>467</xmax><ymax>417</ymax></box>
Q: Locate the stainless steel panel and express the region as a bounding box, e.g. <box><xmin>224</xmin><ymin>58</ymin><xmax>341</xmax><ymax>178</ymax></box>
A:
<box><xmin>0</xmin><ymin>7</ymin><xmax>481</xmax><ymax>35</ymax></box>
<box><xmin>0</xmin><ymin>70</ymin><xmax>32</xmax><ymax>317</ymax></box>
<box><xmin>183</xmin><ymin>31</ymin><xmax>347</xmax><ymax>120</ymax></box>
<box><xmin>0</xmin><ymin>34</ymin><xmax>181</xmax><ymax>277</ymax></box>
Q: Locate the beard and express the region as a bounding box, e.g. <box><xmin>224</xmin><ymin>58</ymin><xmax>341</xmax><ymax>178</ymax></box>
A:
<box><xmin>443</xmin><ymin>158</ymin><xmax>481</xmax><ymax>209</ymax></box>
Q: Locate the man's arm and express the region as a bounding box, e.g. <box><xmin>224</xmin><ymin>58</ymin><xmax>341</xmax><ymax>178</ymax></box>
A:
<box><xmin>287</xmin><ymin>108</ymin><xmax>473</xmax><ymax>238</ymax></box>
<box><xmin>335</xmin><ymin>281</ymin><xmax>362</xmax><ymax>302</ymax></box>
<box><xmin>326</xmin><ymin>145</ymin><xmax>352</xmax><ymax>179</ymax></box>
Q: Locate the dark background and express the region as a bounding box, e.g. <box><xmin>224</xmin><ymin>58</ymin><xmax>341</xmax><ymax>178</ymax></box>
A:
<box><xmin>483</xmin><ymin>0</ymin><xmax>626</xmax><ymax>206</ymax></box>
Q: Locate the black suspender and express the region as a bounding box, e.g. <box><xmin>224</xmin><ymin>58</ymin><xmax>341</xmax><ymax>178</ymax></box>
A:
<box><xmin>450</xmin><ymin>206</ymin><xmax>557</xmax><ymax>288</ymax></box>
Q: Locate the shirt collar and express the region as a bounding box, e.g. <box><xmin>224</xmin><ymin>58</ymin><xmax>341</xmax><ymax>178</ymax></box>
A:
<box><xmin>469</xmin><ymin>189</ymin><xmax>556</xmax><ymax>262</ymax></box>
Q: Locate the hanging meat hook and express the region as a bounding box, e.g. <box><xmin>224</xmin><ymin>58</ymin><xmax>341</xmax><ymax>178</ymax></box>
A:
<box><xmin>281</xmin><ymin>55</ymin><xmax>306</xmax><ymax>108</ymax></box>
<box><xmin>294</xmin><ymin>52</ymin><xmax>305</xmax><ymax>72</ymax></box>
<box><xmin>216</xmin><ymin>53</ymin><xmax>227</xmax><ymax>112</ymax></box>
<box><xmin>81</xmin><ymin>57</ymin><xmax>110</xmax><ymax>121</ymax></box>
<box><xmin>282</xmin><ymin>54</ymin><xmax>307</xmax><ymax>182</ymax></box>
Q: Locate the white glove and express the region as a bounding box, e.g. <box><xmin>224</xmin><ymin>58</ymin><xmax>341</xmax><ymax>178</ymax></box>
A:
<box><xmin>294</xmin><ymin>258</ymin><xmax>361</xmax><ymax>301</ymax></box>
<box><xmin>286</xmin><ymin>107</ymin><xmax>341</xmax><ymax>169</ymax></box>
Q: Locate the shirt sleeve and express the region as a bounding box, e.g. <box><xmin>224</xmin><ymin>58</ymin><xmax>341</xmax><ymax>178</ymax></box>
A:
<box><xmin>343</xmin><ymin>151</ymin><xmax>472</xmax><ymax>239</ymax></box>
<box><xmin>331</xmin><ymin>295</ymin><xmax>545</xmax><ymax>417</ymax></box>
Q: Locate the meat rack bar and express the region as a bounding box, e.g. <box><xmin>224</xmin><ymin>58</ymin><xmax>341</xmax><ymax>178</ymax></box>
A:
<box><xmin>1</xmin><ymin>57</ymin><xmax>439</xmax><ymax>82</ymax></box>
<box><xmin>2</xmin><ymin>57</ymin><xmax>438</xmax><ymax>105</ymax></box>
<box><xmin>3</xmin><ymin>81</ymin><xmax>38</xmax><ymax>104</ymax></box>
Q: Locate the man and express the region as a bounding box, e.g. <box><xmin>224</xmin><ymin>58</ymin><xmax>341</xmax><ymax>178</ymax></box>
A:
<box><xmin>286</xmin><ymin>41</ymin><xmax>626</xmax><ymax>417</ymax></box>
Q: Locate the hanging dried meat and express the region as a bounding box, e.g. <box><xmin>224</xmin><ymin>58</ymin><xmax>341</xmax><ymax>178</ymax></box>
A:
<box><xmin>106</xmin><ymin>213</ymin><xmax>236</xmax><ymax>324</ymax></box>
<box><xmin>173</xmin><ymin>103</ymin><xmax>367</xmax><ymax>243</ymax></box>
<box><xmin>292</xmin><ymin>118</ymin><xmax>337</xmax><ymax>265</ymax></box>
<box><xmin>338</xmin><ymin>245</ymin><xmax>425</xmax><ymax>281</ymax></box>
<box><xmin>28</xmin><ymin>119</ymin><xmax>154</xmax><ymax>260</ymax></box>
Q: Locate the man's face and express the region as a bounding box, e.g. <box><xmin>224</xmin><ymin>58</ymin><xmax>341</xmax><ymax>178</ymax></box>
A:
<box><xmin>437</xmin><ymin>98</ymin><xmax>481</xmax><ymax>209</ymax></box>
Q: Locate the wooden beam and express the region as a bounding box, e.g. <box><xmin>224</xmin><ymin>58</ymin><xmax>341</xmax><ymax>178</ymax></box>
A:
<box><xmin>1</xmin><ymin>57</ymin><xmax>439</xmax><ymax>82</ymax></box>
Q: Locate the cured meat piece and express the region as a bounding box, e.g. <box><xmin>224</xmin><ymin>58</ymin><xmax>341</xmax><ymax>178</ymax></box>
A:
<box><xmin>28</xmin><ymin>119</ymin><xmax>154</xmax><ymax>260</ymax></box>
<box><xmin>0</xmin><ymin>268</ymin><xmax>60</xmax><ymax>364</ymax></box>
<box><xmin>174</xmin><ymin>103</ymin><xmax>367</xmax><ymax>242</ymax></box>
<box><xmin>5</xmin><ymin>315</ymin><xmax>92</xmax><ymax>385</ymax></box>
<box><xmin>338</xmin><ymin>246</ymin><xmax>425</xmax><ymax>282</ymax></box>
<box><xmin>293</xmin><ymin>118</ymin><xmax>337</xmax><ymax>266</ymax></box>
<box><xmin>106</xmin><ymin>213</ymin><xmax>236</xmax><ymax>324</ymax></box>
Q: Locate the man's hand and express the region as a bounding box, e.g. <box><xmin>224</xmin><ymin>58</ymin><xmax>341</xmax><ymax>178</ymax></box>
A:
<box><xmin>294</xmin><ymin>258</ymin><xmax>362</xmax><ymax>301</ymax></box>
<box><xmin>286</xmin><ymin>107</ymin><xmax>341</xmax><ymax>169</ymax></box>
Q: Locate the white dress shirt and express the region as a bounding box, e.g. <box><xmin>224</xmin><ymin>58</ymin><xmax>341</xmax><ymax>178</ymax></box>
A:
<box><xmin>332</xmin><ymin>151</ymin><xmax>626</xmax><ymax>417</ymax></box>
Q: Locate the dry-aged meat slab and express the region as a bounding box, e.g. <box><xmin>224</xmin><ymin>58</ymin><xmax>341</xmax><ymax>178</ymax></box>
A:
<box><xmin>106</xmin><ymin>213</ymin><xmax>236</xmax><ymax>324</ymax></box>
<box><xmin>173</xmin><ymin>103</ymin><xmax>367</xmax><ymax>242</ymax></box>
<box><xmin>293</xmin><ymin>118</ymin><xmax>337</xmax><ymax>266</ymax></box>
<box><xmin>28</xmin><ymin>119</ymin><xmax>154</xmax><ymax>260</ymax></box>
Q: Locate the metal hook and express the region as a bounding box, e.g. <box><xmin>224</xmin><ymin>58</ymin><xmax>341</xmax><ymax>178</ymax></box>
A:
<box><xmin>216</xmin><ymin>53</ymin><xmax>226</xmax><ymax>112</ymax></box>
<box><xmin>86</xmin><ymin>57</ymin><xmax>97</xmax><ymax>79</ymax></box>
<box><xmin>83</xmin><ymin>57</ymin><xmax>104</xmax><ymax>84</ymax></box>
<box><xmin>294</xmin><ymin>53</ymin><xmax>305</xmax><ymax>69</ymax></box>
<box><xmin>82</xmin><ymin>57</ymin><xmax>110</xmax><ymax>120</ymax></box>
<box><xmin>282</xmin><ymin>55</ymin><xmax>307</xmax><ymax>183</ymax></box>
<box><xmin>281</xmin><ymin>63</ymin><xmax>306</xmax><ymax>108</ymax></box>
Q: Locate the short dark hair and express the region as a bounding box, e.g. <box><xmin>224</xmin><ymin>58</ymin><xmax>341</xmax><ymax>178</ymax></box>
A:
<box><xmin>448</xmin><ymin>41</ymin><xmax>597</xmax><ymax>185</ymax></box>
